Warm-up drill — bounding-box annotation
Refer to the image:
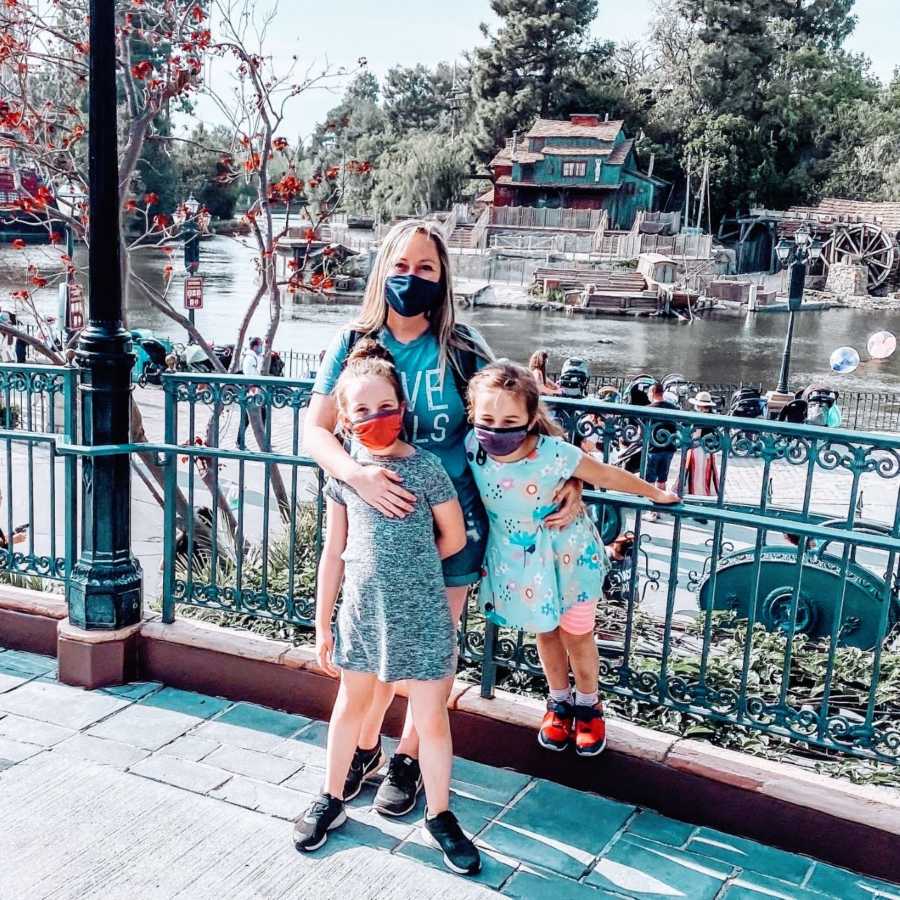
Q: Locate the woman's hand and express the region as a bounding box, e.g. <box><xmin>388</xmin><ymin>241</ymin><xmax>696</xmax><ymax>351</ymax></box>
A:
<box><xmin>652</xmin><ymin>488</ymin><xmax>680</xmax><ymax>505</ymax></box>
<box><xmin>348</xmin><ymin>465</ymin><xmax>417</xmax><ymax>518</ymax></box>
<box><xmin>545</xmin><ymin>477</ymin><xmax>583</xmax><ymax>529</ymax></box>
<box><xmin>315</xmin><ymin>626</ymin><xmax>339</xmax><ymax>677</ymax></box>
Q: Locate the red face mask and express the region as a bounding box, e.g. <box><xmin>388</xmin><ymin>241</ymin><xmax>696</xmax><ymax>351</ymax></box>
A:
<box><xmin>352</xmin><ymin>408</ymin><xmax>404</xmax><ymax>451</ymax></box>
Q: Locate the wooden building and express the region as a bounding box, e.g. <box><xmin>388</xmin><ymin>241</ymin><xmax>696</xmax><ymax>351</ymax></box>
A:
<box><xmin>486</xmin><ymin>114</ymin><xmax>666</xmax><ymax>229</ymax></box>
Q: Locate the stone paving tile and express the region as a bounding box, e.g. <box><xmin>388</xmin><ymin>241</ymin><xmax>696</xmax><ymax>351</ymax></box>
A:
<box><xmin>0</xmin><ymin>735</ymin><xmax>43</xmax><ymax>764</ymax></box>
<box><xmin>502</xmin><ymin>868</ymin><xmax>624</xmax><ymax>898</ymax></box>
<box><xmin>211</xmin><ymin>701</ymin><xmax>310</xmax><ymax>737</ymax></box>
<box><xmin>156</xmin><ymin>734</ymin><xmax>220</xmax><ymax>762</ymax></box>
<box><xmin>128</xmin><ymin>753</ymin><xmax>233</xmax><ymax>795</ymax></box>
<box><xmin>344</xmin><ymin>803</ymin><xmax>418</xmax><ymax>843</ymax></box>
<box><xmin>85</xmin><ymin>703</ymin><xmax>202</xmax><ymax>751</ymax></box>
<box><xmin>0</xmin><ymin>714</ymin><xmax>75</xmax><ymax>747</ymax></box>
<box><xmin>142</xmin><ymin>686</ymin><xmax>232</xmax><ymax>719</ymax></box>
<box><xmin>586</xmin><ymin>833</ymin><xmax>732</xmax><ymax>899</ymax></box>
<box><xmin>52</xmin><ymin>733</ymin><xmax>151</xmax><ymax>769</ymax></box>
<box><xmin>396</xmin><ymin>840</ymin><xmax>517</xmax><ymax>891</ymax></box>
<box><xmin>721</xmin><ymin>871</ymin><xmax>833</xmax><ymax>899</ymax></box>
<box><xmin>202</xmin><ymin>744</ymin><xmax>302</xmax><ymax>784</ymax></box>
<box><xmin>806</xmin><ymin>861</ymin><xmax>900</xmax><ymax>900</ymax></box>
<box><xmin>281</xmin><ymin>765</ymin><xmax>326</xmax><ymax>795</ymax></box>
<box><xmin>498</xmin><ymin>779</ymin><xmax>634</xmax><ymax>859</ymax></box>
<box><xmin>0</xmin><ymin>649</ymin><xmax>57</xmax><ymax>679</ymax></box>
<box><xmin>210</xmin><ymin>773</ymin><xmax>313</xmax><ymax>820</ymax></box>
<box><xmin>624</xmin><ymin>809</ymin><xmax>696</xmax><ymax>847</ymax></box>
<box><xmin>478</xmin><ymin>820</ymin><xmax>596</xmax><ymax>880</ymax></box>
<box><xmin>450</xmin><ymin>756</ymin><xmax>532</xmax><ymax>806</ymax></box>
<box><xmin>687</xmin><ymin>827</ymin><xmax>814</xmax><ymax>885</ymax></box>
<box><xmin>383</xmin><ymin>792</ymin><xmax>504</xmax><ymax>840</ymax></box>
<box><xmin>100</xmin><ymin>681</ymin><xmax>163</xmax><ymax>701</ymax></box>
<box><xmin>0</xmin><ymin>679</ymin><xmax>130</xmax><ymax>730</ymax></box>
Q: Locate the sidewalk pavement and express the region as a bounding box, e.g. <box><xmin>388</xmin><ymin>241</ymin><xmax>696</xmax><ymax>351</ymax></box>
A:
<box><xmin>1</xmin><ymin>647</ymin><xmax>897</xmax><ymax>900</ymax></box>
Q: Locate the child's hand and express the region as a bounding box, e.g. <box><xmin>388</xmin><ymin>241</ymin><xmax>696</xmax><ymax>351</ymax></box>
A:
<box><xmin>653</xmin><ymin>489</ymin><xmax>680</xmax><ymax>505</ymax></box>
<box><xmin>315</xmin><ymin>627</ymin><xmax>339</xmax><ymax>677</ymax></box>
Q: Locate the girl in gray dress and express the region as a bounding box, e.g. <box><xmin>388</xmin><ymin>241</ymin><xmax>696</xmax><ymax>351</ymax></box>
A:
<box><xmin>293</xmin><ymin>340</ymin><xmax>481</xmax><ymax>876</ymax></box>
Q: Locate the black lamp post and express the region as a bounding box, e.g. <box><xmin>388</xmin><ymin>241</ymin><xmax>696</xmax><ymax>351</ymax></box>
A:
<box><xmin>178</xmin><ymin>193</ymin><xmax>201</xmax><ymax>336</ymax></box>
<box><xmin>768</xmin><ymin>225</ymin><xmax>823</xmax><ymax>410</ymax></box>
<box><xmin>68</xmin><ymin>0</ymin><xmax>143</xmax><ymax>630</ymax></box>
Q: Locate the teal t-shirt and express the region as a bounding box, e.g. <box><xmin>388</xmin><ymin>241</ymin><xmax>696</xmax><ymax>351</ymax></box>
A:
<box><xmin>312</xmin><ymin>325</ymin><xmax>489</xmax><ymax>507</ymax></box>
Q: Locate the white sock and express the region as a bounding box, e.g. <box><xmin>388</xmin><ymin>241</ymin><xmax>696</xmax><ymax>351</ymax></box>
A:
<box><xmin>548</xmin><ymin>686</ymin><xmax>573</xmax><ymax>704</ymax></box>
<box><xmin>575</xmin><ymin>690</ymin><xmax>599</xmax><ymax>708</ymax></box>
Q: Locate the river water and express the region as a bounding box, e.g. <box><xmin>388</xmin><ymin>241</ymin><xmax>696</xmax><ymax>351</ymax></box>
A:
<box><xmin>3</xmin><ymin>234</ymin><xmax>899</xmax><ymax>393</ymax></box>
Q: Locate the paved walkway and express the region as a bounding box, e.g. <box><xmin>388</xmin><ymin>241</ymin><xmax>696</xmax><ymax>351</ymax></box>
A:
<box><xmin>1</xmin><ymin>648</ymin><xmax>898</xmax><ymax>900</ymax></box>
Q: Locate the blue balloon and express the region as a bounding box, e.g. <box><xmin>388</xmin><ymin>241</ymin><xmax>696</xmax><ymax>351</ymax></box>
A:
<box><xmin>830</xmin><ymin>346</ymin><xmax>860</xmax><ymax>374</ymax></box>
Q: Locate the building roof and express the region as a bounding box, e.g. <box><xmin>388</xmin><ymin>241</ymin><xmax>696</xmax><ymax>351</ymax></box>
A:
<box><xmin>607</xmin><ymin>139</ymin><xmax>634</xmax><ymax>166</ymax></box>
<box><xmin>786</xmin><ymin>198</ymin><xmax>900</xmax><ymax>233</ymax></box>
<box><xmin>541</xmin><ymin>147</ymin><xmax>613</xmax><ymax>157</ymax></box>
<box><xmin>525</xmin><ymin>117</ymin><xmax>624</xmax><ymax>140</ymax></box>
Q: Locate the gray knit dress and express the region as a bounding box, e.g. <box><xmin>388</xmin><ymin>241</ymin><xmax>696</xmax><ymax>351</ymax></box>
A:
<box><xmin>325</xmin><ymin>446</ymin><xmax>458</xmax><ymax>682</ymax></box>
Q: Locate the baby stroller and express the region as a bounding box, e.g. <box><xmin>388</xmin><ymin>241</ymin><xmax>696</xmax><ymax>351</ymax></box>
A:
<box><xmin>559</xmin><ymin>357</ymin><xmax>591</xmax><ymax>398</ymax></box>
<box><xmin>729</xmin><ymin>385</ymin><xmax>766</xmax><ymax>419</ymax></box>
<box><xmin>803</xmin><ymin>385</ymin><xmax>840</xmax><ymax>427</ymax></box>
<box><xmin>131</xmin><ymin>331</ymin><xmax>173</xmax><ymax>386</ymax></box>
<box><xmin>778</xmin><ymin>398</ymin><xmax>808</xmax><ymax>423</ymax></box>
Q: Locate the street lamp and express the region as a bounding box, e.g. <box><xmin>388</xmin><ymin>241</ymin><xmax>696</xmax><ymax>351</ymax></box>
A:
<box><xmin>176</xmin><ymin>193</ymin><xmax>202</xmax><ymax>336</ymax></box>
<box><xmin>768</xmin><ymin>225</ymin><xmax>823</xmax><ymax>411</ymax></box>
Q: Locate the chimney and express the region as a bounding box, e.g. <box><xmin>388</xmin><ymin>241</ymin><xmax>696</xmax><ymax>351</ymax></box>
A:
<box><xmin>604</xmin><ymin>113</ymin><xmax>609</xmax><ymax>122</ymax></box>
<box><xmin>647</xmin><ymin>153</ymin><xmax>655</xmax><ymax>179</ymax></box>
<box><xmin>569</xmin><ymin>113</ymin><xmax>600</xmax><ymax>127</ymax></box>
<box><xmin>511</xmin><ymin>129</ymin><xmax>518</xmax><ymax>156</ymax></box>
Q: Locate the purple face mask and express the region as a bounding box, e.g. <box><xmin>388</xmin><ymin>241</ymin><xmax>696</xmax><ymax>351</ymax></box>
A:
<box><xmin>474</xmin><ymin>424</ymin><xmax>530</xmax><ymax>458</ymax></box>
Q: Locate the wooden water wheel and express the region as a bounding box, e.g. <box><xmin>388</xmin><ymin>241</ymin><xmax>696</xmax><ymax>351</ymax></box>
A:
<box><xmin>820</xmin><ymin>222</ymin><xmax>897</xmax><ymax>291</ymax></box>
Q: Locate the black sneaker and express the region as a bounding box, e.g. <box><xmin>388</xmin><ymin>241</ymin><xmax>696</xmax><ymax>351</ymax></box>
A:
<box><xmin>293</xmin><ymin>793</ymin><xmax>346</xmax><ymax>852</ymax></box>
<box><xmin>343</xmin><ymin>742</ymin><xmax>385</xmax><ymax>801</ymax></box>
<box><xmin>422</xmin><ymin>809</ymin><xmax>481</xmax><ymax>875</ymax></box>
<box><xmin>373</xmin><ymin>753</ymin><xmax>422</xmax><ymax>816</ymax></box>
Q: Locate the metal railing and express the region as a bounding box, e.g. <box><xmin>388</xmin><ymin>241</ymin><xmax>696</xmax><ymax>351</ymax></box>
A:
<box><xmin>144</xmin><ymin>373</ymin><xmax>900</xmax><ymax>764</ymax></box>
<box><xmin>2</xmin><ymin>362</ymin><xmax>899</xmax><ymax>764</ymax></box>
<box><xmin>0</xmin><ymin>364</ymin><xmax>77</xmax><ymax>584</ymax></box>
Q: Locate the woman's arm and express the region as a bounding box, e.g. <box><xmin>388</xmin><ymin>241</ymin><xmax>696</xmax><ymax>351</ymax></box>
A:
<box><xmin>432</xmin><ymin>498</ymin><xmax>467</xmax><ymax>560</ymax></box>
<box><xmin>314</xmin><ymin>498</ymin><xmax>348</xmax><ymax>676</ymax></box>
<box><xmin>574</xmin><ymin>454</ymin><xmax>679</xmax><ymax>503</ymax></box>
<box><xmin>304</xmin><ymin>392</ymin><xmax>416</xmax><ymax>517</ymax></box>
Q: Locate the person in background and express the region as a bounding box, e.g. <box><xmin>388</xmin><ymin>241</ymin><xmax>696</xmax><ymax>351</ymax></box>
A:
<box><xmin>644</xmin><ymin>382</ymin><xmax>679</xmax><ymax>521</ymax></box>
<box><xmin>529</xmin><ymin>349</ymin><xmax>561</xmax><ymax>396</ymax></box>
<box><xmin>240</xmin><ymin>336</ymin><xmax>267</xmax><ymax>438</ymax></box>
<box><xmin>684</xmin><ymin>390</ymin><xmax>720</xmax><ymax>503</ymax></box>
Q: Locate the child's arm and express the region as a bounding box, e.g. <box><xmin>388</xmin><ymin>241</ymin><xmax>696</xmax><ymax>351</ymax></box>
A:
<box><xmin>574</xmin><ymin>453</ymin><xmax>679</xmax><ymax>504</ymax></box>
<box><xmin>315</xmin><ymin>497</ymin><xmax>348</xmax><ymax>676</ymax></box>
<box><xmin>432</xmin><ymin>498</ymin><xmax>467</xmax><ymax>560</ymax></box>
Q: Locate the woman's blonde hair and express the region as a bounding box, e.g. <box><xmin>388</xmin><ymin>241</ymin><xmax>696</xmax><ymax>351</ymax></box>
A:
<box><xmin>353</xmin><ymin>219</ymin><xmax>490</xmax><ymax>373</ymax></box>
<box><xmin>334</xmin><ymin>339</ymin><xmax>404</xmax><ymax>431</ymax></box>
<box><xmin>467</xmin><ymin>361</ymin><xmax>563</xmax><ymax>437</ymax></box>
<box><xmin>528</xmin><ymin>349</ymin><xmax>549</xmax><ymax>377</ymax></box>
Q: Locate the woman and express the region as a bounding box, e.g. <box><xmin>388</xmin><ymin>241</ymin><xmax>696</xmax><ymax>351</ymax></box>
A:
<box><xmin>529</xmin><ymin>349</ymin><xmax>561</xmax><ymax>396</ymax></box>
<box><xmin>303</xmin><ymin>219</ymin><xmax>583</xmax><ymax>817</ymax></box>
<box><xmin>684</xmin><ymin>390</ymin><xmax>720</xmax><ymax>498</ymax></box>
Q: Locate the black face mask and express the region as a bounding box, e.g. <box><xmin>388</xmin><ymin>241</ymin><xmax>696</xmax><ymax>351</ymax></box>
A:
<box><xmin>385</xmin><ymin>274</ymin><xmax>443</xmax><ymax>318</ymax></box>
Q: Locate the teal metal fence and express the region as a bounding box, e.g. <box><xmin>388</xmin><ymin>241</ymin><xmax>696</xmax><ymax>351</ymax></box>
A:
<box><xmin>0</xmin><ymin>364</ymin><xmax>77</xmax><ymax>584</ymax></box>
<box><xmin>148</xmin><ymin>372</ymin><xmax>900</xmax><ymax>765</ymax></box>
<box><xmin>1</xmin><ymin>362</ymin><xmax>897</xmax><ymax>765</ymax></box>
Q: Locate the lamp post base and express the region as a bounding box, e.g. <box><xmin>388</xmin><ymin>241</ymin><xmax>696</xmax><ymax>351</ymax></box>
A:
<box><xmin>68</xmin><ymin>559</ymin><xmax>143</xmax><ymax>631</ymax></box>
<box><xmin>765</xmin><ymin>389</ymin><xmax>795</xmax><ymax>420</ymax></box>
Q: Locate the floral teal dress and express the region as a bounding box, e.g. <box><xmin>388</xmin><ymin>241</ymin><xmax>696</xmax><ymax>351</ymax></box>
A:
<box><xmin>465</xmin><ymin>433</ymin><xmax>607</xmax><ymax>634</ymax></box>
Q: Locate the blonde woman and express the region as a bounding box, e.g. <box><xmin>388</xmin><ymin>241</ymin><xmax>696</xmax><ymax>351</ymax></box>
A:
<box><xmin>529</xmin><ymin>349</ymin><xmax>561</xmax><ymax>395</ymax></box>
<box><xmin>303</xmin><ymin>219</ymin><xmax>583</xmax><ymax>816</ymax></box>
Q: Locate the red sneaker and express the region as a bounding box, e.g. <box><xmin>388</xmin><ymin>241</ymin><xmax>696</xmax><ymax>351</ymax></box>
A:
<box><xmin>538</xmin><ymin>699</ymin><xmax>574</xmax><ymax>752</ymax></box>
<box><xmin>574</xmin><ymin>703</ymin><xmax>607</xmax><ymax>757</ymax></box>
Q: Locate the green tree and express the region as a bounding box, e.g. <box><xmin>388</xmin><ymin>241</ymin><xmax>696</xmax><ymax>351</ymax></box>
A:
<box><xmin>171</xmin><ymin>124</ymin><xmax>242</xmax><ymax>220</ymax></box>
<box><xmin>469</xmin><ymin>0</ymin><xmax>598</xmax><ymax>159</ymax></box>
<box><xmin>370</xmin><ymin>132</ymin><xmax>470</xmax><ymax>218</ymax></box>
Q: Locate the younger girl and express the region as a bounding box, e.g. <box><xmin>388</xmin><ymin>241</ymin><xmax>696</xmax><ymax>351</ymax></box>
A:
<box><xmin>294</xmin><ymin>340</ymin><xmax>481</xmax><ymax>876</ymax></box>
<box><xmin>466</xmin><ymin>362</ymin><xmax>678</xmax><ymax>755</ymax></box>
